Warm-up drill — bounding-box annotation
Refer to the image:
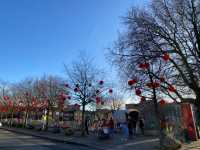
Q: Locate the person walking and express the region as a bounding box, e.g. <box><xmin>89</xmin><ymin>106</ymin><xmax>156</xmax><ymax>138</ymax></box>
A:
<box><xmin>108</xmin><ymin>117</ymin><xmax>115</xmax><ymax>136</ymax></box>
<box><xmin>120</xmin><ymin>122</ymin><xmax>129</xmax><ymax>142</ymax></box>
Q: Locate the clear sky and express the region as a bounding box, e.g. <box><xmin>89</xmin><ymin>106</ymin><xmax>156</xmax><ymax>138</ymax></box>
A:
<box><xmin>0</xmin><ymin>0</ymin><xmax>148</xmax><ymax>83</ymax></box>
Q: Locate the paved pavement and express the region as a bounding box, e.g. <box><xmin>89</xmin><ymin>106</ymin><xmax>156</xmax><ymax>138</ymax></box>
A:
<box><xmin>181</xmin><ymin>141</ymin><xmax>200</xmax><ymax>150</ymax></box>
<box><xmin>0</xmin><ymin>128</ymin><xmax>160</xmax><ymax>150</ymax></box>
<box><xmin>0</xmin><ymin>129</ymin><xmax>96</xmax><ymax>150</ymax></box>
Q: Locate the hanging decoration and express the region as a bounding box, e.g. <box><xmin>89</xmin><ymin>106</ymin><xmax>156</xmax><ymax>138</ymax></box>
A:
<box><xmin>146</xmin><ymin>82</ymin><xmax>160</xmax><ymax>88</ymax></box>
<box><xmin>128</xmin><ymin>79</ymin><xmax>137</xmax><ymax>86</ymax></box>
<box><xmin>64</xmin><ymin>83</ymin><xmax>69</xmax><ymax>88</ymax></box>
<box><xmin>74</xmin><ymin>87</ymin><xmax>80</xmax><ymax>93</ymax></box>
<box><xmin>135</xmin><ymin>89</ymin><xmax>142</xmax><ymax>96</ymax></box>
<box><xmin>96</xmin><ymin>97</ymin><xmax>101</xmax><ymax>104</ymax></box>
<box><xmin>168</xmin><ymin>85</ymin><xmax>176</xmax><ymax>92</ymax></box>
<box><xmin>8</xmin><ymin>100</ymin><xmax>13</xmax><ymax>108</ymax></box>
<box><xmin>159</xmin><ymin>99</ymin><xmax>166</xmax><ymax>106</ymax></box>
<box><xmin>162</xmin><ymin>53</ymin><xmax>170</xmax><ymax>61</ymax></box>
<box><xmin>3</xmin><ymin>96</ymin><xmax>9</xmax><ymax>101</ymax></box>
<box><xmin>140</xmin><ymin>96</ymin><xmax>146</xmax><ymax>103</ymax></box>
<box><xmin>139</xmin><ymin>62</ymin><xmax>150</xmax><ymax>69</ymax></box>
<box><xmin>99</xmin><ymin>80</ymin><xmax>104</xmax><ymax>85</ymax></box>
<box><xmin>108</xmin><ymin>89</ymin><xmax>113</xmax><ymax>94</ymax></box>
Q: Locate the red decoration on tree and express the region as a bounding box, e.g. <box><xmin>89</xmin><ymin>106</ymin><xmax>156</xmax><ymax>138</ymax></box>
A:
<box><xmin>64</xmin><ymin>83</ymin><xmax>69</xmax><ymax>88</ymax></box>
<box><xmin>8</xmin><ymin>100</ymin><xmax>13</xmax><ymax>108</ymax></box>
<box><xmin>74</xmin><ymin>87</ymin><xmax>80</xmax><ymax>92</ymax></box>
<box><xmin>159</xmin><ymin>99</ymin><xmax>166</xmax><ymax>106</ymax></box>
<box><xmin>2</xmin><ymin>107</ymin><xmax>8</xmax><ymax>113</ymax></box>
<box><xmin>3</xmin><ymin>96</ymin><xmax>9</xmax><ymax>101</ymax></box>
<box><xmin>96</xmin><ymin>97</ymin><xmax>101</xmax><ymax>104</ymax></box>
<box><xmin>128</xmin><ymin>79</ymin><xmax>137</xmax><ymax>86</ymax></box>
<box><xmin>32</xmin><ymin>99</ymin><xmax>36</xmax><ymax>107</ymax></box>
<box><xmin>140</xmin><ymin>96</ymin><xmax>146</xmax><ymax>103</ymax></box>
<box><xmin>135</xmin><ymin>89</ymin><xmax>142</xmax><ymax>96</ymax></box>
<box><xmin>162</xmin><ymin>53</ymin><xmax>170</xmax><ymax>61</ymax></box>
<box><xmin>146</xmin><ymin>82</ymin><xmax>160</xmax><ymax>88</ymax></box>
<box><xmin>168</xmin><ymin>85</ymin><xmax>176</xmax><ymax>92</ymax></box>
<box><xmin>108</xmin><ymin>89</ymin><xmax>113</xmax><ymax>94</ymax></box>
<box><xmin>139</xmin><ymin>63</ymin><xmax>150</xmax><ymax>69</ymax></box>
<box><xmin>99</xmin><ymin>80</ymin><xmax>104</xmax><ymax>85</ymax></box>
<box><xmin>62</xmin><ymin>93</ymin><xmax>68</xmax><ymax>101</ymax></box>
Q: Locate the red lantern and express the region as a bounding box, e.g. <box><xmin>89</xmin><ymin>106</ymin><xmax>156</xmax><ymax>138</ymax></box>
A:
<box><xmin>62</xmin><ymin>94</ymin><xmax>68</xmax><ymax>101</ymax></box>
<box><xmin>146</xmin><ymin>82</ymin><xmax>160</xmax><ymax>88</ymax></box>
<box><xmin>139</xmin><ymin>63</ymin><xmax>150</xmax><ymax>69</ymax></box>
<box><xmin>135</xmin><ymin>89</ymin><xmax>142</xmax><ymax>96</ymax></box>
<box><xmin>108</xmin><ymin>89</ymin><xmax>113</xmax><ymax>94</ymax></box>
<box><xmin>140</xmin><ymin>96</ymin><xmax>146</xmax><ymax>103</ymax></box>
<box><xmin>128</xmin><ymin>79</ymin><xmax>137</xmax><ymax>86</ymax></box>
<box><xmin>2</xmin><ymin>107</ymin><xmax>8</xmax><ymax>113</ymax></box>
<box><xmin>144</xmin><ymin>63</ymin><xmax>150</xmax><ymax>69</ymax></box>
<box><xmin>32</xmin><ymin>99</ymin><xmax>36</xmax><ymax>107</ymax></box>
<box><xmin>159</xmin><ymin>99</ymin><xmax>166</xmax><ymax>106</ymax></box>
<box><xmin>168</xmin><ymin>85</ymin><xmax>176</xmax><ymax>92</ymax></box>
<box><xmin>96</xmin><ymin>97</ymin><xmax>101</xmax><ymax>104</ymax></box>
<box><xmin>64</xmin><ymin>84</ymin><xmax>69</xmax><ymax>88</ymax></box>
<box><xmin>99</xmin><ymin>80</ymin><xmax>104</xmax><ymax>85</ymax></box>
<box><xmin>162</xmin><ymin>53</ymin><xmax>170</xmax><ymax>61</ymax></box>
<box><xmin>74</xmin><ymin>87</ymin><xmax>80</xmax><ymax>92</ymax></box>
<box><xmin>8</xmin><ymin>100</ymin><xmax>13</xmax><ymax>108</ymax></box>
<box><xmin>3</xmin><ymin>96</ymin><xmax>9</xmax><ymax>101</ymax></box>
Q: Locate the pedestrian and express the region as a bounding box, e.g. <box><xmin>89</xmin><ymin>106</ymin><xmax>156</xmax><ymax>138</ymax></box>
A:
<box><xmin>108</xmin><ymin>117</ymin><xmax>115</xmax><ymax>136</ymax></box>
<box><xmin>139</xmin><ymin>118</ymin><xmax>145</xmax><ymax>135</ymax></box>
<box><xmin>120</xmin><ymin>122</ymin><xmax>129</xmax><ymax>142</ymax></box>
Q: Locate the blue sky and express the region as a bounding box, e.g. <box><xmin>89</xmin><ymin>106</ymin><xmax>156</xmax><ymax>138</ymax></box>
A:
<box><xmin>0</xmin><ymin>0</ymin><xmax>148</xmax><ymax>82</ymax></box>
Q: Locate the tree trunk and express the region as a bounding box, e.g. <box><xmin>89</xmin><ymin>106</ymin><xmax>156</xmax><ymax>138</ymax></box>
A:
<box><xmin>194</xmin><ymin>95</ymin><xmax>200</xmax><ymax>138</ymax></box>
<box><xmin>149</xmin><ymin>72</ymin><xmax>163</xmax><ymax>145</ymax></box>
<box><xmin>0</xmin><ymin>112</ymin><xmax>2</xmax><ymax>122</ymax></box>
<box><xmin>45</xmin><ymin>107</ymin><xmax>50</xmax><ymax>131</ymax></box>
<box><xmin>23</xmin><ymin>109</ymin><xmax>29</xmax><ymax>128</ymax></box>
<box><xmin>81</xmin><ymin>103</ymin><xmax>85</xmax><ymax>136</ymax></box>
<box><xmin>10</xmin><ymin>109</ymin><xmax>14</xmax><ymax>127</ymax></box>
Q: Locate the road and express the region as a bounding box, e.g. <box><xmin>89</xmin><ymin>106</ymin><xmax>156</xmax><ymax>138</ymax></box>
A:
<box><xmin>0</xmin><ymin>129</ymin><xmax>96</xmax><ymax>150</ymax></box>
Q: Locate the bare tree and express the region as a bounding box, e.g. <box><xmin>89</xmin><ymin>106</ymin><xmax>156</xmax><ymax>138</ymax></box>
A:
<box><xmin>109</xmin><ymin>0</ymin><xmax>200</xmax><ymax>125</ymax></box>
<box><xmin>34</xmin><ymin>75</ymin><xmax>67</xmax><ymax>130</ymax></box>
<box><xmin>107</xmin><ymin>90</ymin><xmax>125</xmax><ymax>111</ymax></box>
<box><xmin>64</xmin><ymin>55</ymin><xmax>106</xmax><ymax>135</ymax></box>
